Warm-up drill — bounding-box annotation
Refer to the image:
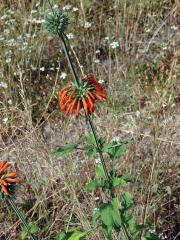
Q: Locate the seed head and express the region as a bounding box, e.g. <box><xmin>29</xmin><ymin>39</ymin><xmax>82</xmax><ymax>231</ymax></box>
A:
<box><xmin>45</xmin><ymin>10</ymin><xmax>69</xmax><ymax>36</ymax></box>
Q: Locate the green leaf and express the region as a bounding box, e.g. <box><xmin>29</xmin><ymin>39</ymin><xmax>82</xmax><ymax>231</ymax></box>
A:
<box><xmin>54</xmin><ymin>232</ymin><xmax>67</xmax><ymax>240</ymax></box>
<box><xmin>103</xmin><ymin>142</ymin><xmax>127</xmax><ymax>161</ymax></box>
<box><xmin>87</xmin><ymin>147</ymin><xmax>97</xmax><ymax>159</ymax></box>
<box><xmin>68</xmin><ymin>230</ymin><xmax>87</xmax><ymax>240</ymax></box>
<box><xmin>120</xmin><ymin>192</ymin><xmax>134</xmax><ymax>210</ymax></box>
<box><xmin>92</xmin><ymin>208</ymin><xmax>101</xmax><ymax>228</ymax></box>
<box><xmin>85</xmin><ymin>133</ymin><xmax>95</xmax><ymax>146</ymax></box>
<box><xmin>21</xmin><ymin>224</ymin><xmax>39</xmax><ymax>239</ymax></box>
<box><xmin>52</xmin><ymin>144</ymin><xmax>77</xmax><ymax>157</ymax></box>
<box><xmin>102</xmin><ymin>224</ymin><xmax>113</xmax><ymax>240</ymax></box>
<box><xmin>95</xmin><ymin>164</ymin><xmax>106</xmax><ymax>179</ymax></box>
<box><xmin>98</xmin><ymin>137</ymin><xmax>105</xmax><ymax>147</ymax></box>
<box><xmin>100</xmin><ymin>203</ymin><xmax>114</xmax><ymax>226</ymax></box>
<box><xmin>142</xmin><ymin>232</ymin><xmax>161</xmax><ymax>240</ymax></box>
<box><xmin>84</xmin><ymin>179</ymin><xmax>101</xmax><ymax>192</ymax></box>
<box><xmin>111</xmin><ymin>198</ymin><xmax>122</xmax><ymax>228</ymax></box>
<box><xmin>112</xmin><ymin>175</ymin><xmax>132</xmax><ymax>188</ymax></box>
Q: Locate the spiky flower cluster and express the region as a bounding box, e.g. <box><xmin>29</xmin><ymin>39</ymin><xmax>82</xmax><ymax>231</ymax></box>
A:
<box><xmin>45</xmin><ymin>10</ymin><xmax>69</xmax><ymax>35</ymax></box>
<box><xmin>58</xmin><ymin>76</ymin><xmax>106</xmax><ymax>116</ymax></box>
<box><xmin>0</xmin><ymin>161</ymin><xmax>19</xmax><ymax>197</ymax></box>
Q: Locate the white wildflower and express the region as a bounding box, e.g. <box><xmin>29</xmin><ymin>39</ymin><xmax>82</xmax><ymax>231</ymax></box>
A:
<box><xmin>31</xmin><ymin>9</ymin><xmax>37</xmax><ymax>14</ymax></box>
<box><xmin>110</xmin><ymin>41</ymin><xmax>119</xmax><ymax>49</ymax></box>
<box><xmin>94</xmin><ymin>59</ymin><xmax>100</xmax><ymax>64</ymax></box>
<box><xmin>95</xmin><ymin>158</ymin><xmax>101</xmax><ymax>164</ymax></box>
<box><xmin>8</xmin><ymin>99</ymin><xmax>12</xmax><ymax>104</ymax></box>
<box><xmin>60</xmin><ymin>72</ymin><xmax>67</xmax><ymax>79</ymax></box>
<box><xmin>112</xmin><ymin>136</ymin><xmax>120</xmax><ymax>142</ymax></box>
<box><xmin>72</xmin><ymin>7</ymin><xmax>78</xmax><ymax>12</ymax></box>
<box><xmin>6</xmin><ymin>58</ymin><xmax>11</xmax><ymax>63</ymax></box>
<box><xmin>3</xmin><ymin>117</ymin><xmax>8</xmax><ymax>124</ymax></box>
<box><xmin>95</xmin><ymin>49</ymin><xmax>100</xmax><ymax>54</ymax></box>
<box><xmin>0</xmin><ymin>82</ymin><xmax>8</xmax><ymax>88</ymax></box>
<box><xmin>4</xmin><ymin>29</ymin><xmax>10</xmax><ymax>35</ymax></box>
<box><xmin>98</xmin><ymin>79</ymin><xmax>105</xmax><ymax>84</ymax></box>
<box><xmin>53</xmin><ymin>4</ymin><xmax>58</xmax><ymax>9</ymax></box>
<box><xmin>104</xmin><ymin>36</ymin><xmax>109</xmax><ymax>41</ymax></box>
<box><xmin>84</xmin><ymin>21</ymin><xmax>92</xmax><ymax>29</ymax></box>
<box><xmin>40</xmin><ymin>67</ymin><xmax>45</xmax><ymax>71</ymax></box>
<box><xmin>63</xmin><ymin>4</ymin><xmax>72</xmax><ymax>11</ymax></box>
<box><xmin>171</xmin><ymin>25</ymin><xmax>178</xmax><ymax>31</ymax></box>
<box><xmin>66</xmin><ymin>33</ymin><xmax>74</xmax><ymax>39</ymax></box>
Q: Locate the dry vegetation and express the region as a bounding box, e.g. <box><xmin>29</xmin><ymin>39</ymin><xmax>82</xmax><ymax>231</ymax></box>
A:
<box><xmin>0</xmin><ymin>0</ymin><xmax>179</xmax><ymax>239</ymax></box>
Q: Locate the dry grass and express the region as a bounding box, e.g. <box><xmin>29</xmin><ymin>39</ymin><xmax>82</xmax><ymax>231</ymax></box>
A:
<box><xmin>0</xmin><ymin>0</ymin><xmax>179</xmax><ymax>239</ymax></box>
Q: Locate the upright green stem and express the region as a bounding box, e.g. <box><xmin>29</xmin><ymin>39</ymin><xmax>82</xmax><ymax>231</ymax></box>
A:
<box><xmin>7</xmin><ymin>196</ymin><xmax>38</xmax><ymax>240</ymax></box>
<box><xmin>87</xmin><ymin>116</ymin><xmax>110</xmax><ymax>181</ymax></box>
<box><xmin>60</xmin><ymin>34</ymin><xmax>80</xmax><ymax>87</ymax></box>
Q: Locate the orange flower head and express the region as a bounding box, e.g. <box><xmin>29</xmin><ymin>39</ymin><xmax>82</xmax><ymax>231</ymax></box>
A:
<box><xmin>58</xmin><ymin>76</ymin><xmax>106</xmax><ymax>117</ymax></box>
<box><xmin>0</xmin><ymin>161</ymin><xmax>19</xmax><ymax>197</ymax></box>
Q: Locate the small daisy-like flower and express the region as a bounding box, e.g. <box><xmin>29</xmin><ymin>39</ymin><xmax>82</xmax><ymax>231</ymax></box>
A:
<box><xmin>45</xmin><ymin>10</ymin><xmax>69</xmax><ymax>36</ymax></box>
<box><xmin>58</xmin><ymin>76</ymin><xmax>106</xmax><ymax>116</ymax></box>
<box><xmin>84</xmin><ymin>21</ymin><xmax>92</xmax><ymax>29</ymax></box>
<box><xmin>110</xmin><ymin>41</ymin><xmax>119</xmax><ymax>49</ymax></box>
<box><xmin>60</xmin><ymin>72</ymin><xmax>67</xmax><ymax>79</ymax></box>
<box><xmin>0</xmin><ymin>161</ymin><xmax>19</xmax><ymax>196</ymax></box>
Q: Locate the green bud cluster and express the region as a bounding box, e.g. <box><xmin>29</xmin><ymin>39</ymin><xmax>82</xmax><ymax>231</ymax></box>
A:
<box><xmin>45</xmin><ymin>10</ymin><xmax>69</xmax><ymax>36</ymax></box>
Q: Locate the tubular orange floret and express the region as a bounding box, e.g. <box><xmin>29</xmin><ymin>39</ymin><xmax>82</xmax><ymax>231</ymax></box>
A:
<box><xmin>5</xmin><ymin>178</ymin><xmax>19</xmax><ymax>183</ymax></box>
<box><xmin>76</xmin><ymin>100</ymin><xmax>81</xmax><ymax>116</ymax></box>
<box><xmin>69</xmin><ymin>98</ymin><xmax>77</xmax><ymax>114</ymax></box>
<box><xmin>1</xmin><ymin>184</ymin><xmax>8</xmax><ymax>195</ymax></box>
<box><xmin>65</xmin><ymin>101</ymin><xmax>73</xmax><ymax>115</ymax></box>
<box><xmin>4</xmin><ymin>172</ymin><xmax>17</xmax><ymax>178</ymax></box>
<box><xmin>0</xmin><ymin>162</ymin><xmax>11</xmax><ymax>174</ymax></box>
<box><xmin>82</xmin><ymin>98</ymin><xmax>88</xmax><ymax>115</ymax></box>
<box><xmin>88</xmin><ymin>91</ymin><xmax>95</xmax><ymax>101</ymax></box>
<box><xmin>87</xmin><ymin>94</ymin><xmax>95</xmax><ymax>113</ymax></box>
<box><xmin>0</xmin><ymin>179</ymin><xmax>7</xmax><ymax>186</ymax></box>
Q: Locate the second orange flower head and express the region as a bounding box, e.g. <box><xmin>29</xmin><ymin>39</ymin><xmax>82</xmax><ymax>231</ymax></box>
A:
<box><xmin>58</xmin><ymin>76</ymin><xmax>106</xmax><ymax>116</ymax></box>
<box><xmin>0</xmin><ymin>161</ymin><xmax>19</xmax><ymax>196</ymax></box>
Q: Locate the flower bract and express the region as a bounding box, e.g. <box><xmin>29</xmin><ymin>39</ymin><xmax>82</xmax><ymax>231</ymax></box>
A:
<box><xmin>58</xmin><ymin>76</ymin><xmax>106</xmax><ymax>116</ymax></box>
<box><xmin>0</xmin><ymin>161</ymin><xmax>19</xmax><ymax>197</ymax></box>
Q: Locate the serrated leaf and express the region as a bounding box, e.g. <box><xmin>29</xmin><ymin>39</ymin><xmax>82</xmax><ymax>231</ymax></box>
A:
<box><xmin>84</xmin><ymin>179</ymin><xmax>101</xmax><ymax>192</ymax></box>
<box><xmin>103</xmin><ymin>142</ymin><xmax>127</xmax><ymax>161</ymax></box>
<box><xmin>112</xmin><ymin>175</ymin><xmax>132</xmax><ymax>188</ymax></box>
<box><xmin>111</xmin><ymin>198</ymin><xmax>122</xmax><ymax>228</ymax></box>
<box><xmin>95</xmin><ymin>164</ymin><xmax>106</xmax><ymax>178</ymax></box>
<box><xmin>100</xmin><ymin>203</ymin><xmax>114</xmax><ymax>227</ymax></box>
<box><xmin>52</xmin><ymin>144</ymin><xmax>77</xmax><ymax>157</ymax></box>
<box><xmin>120</xmin><ymin>192</ymin><xmax>134</xmax><ymax>210</ymax></box>
<box><xmin>112</xmin><ymin>177</ymin><xmax>127</xmax><ymax>187</ymax></box>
